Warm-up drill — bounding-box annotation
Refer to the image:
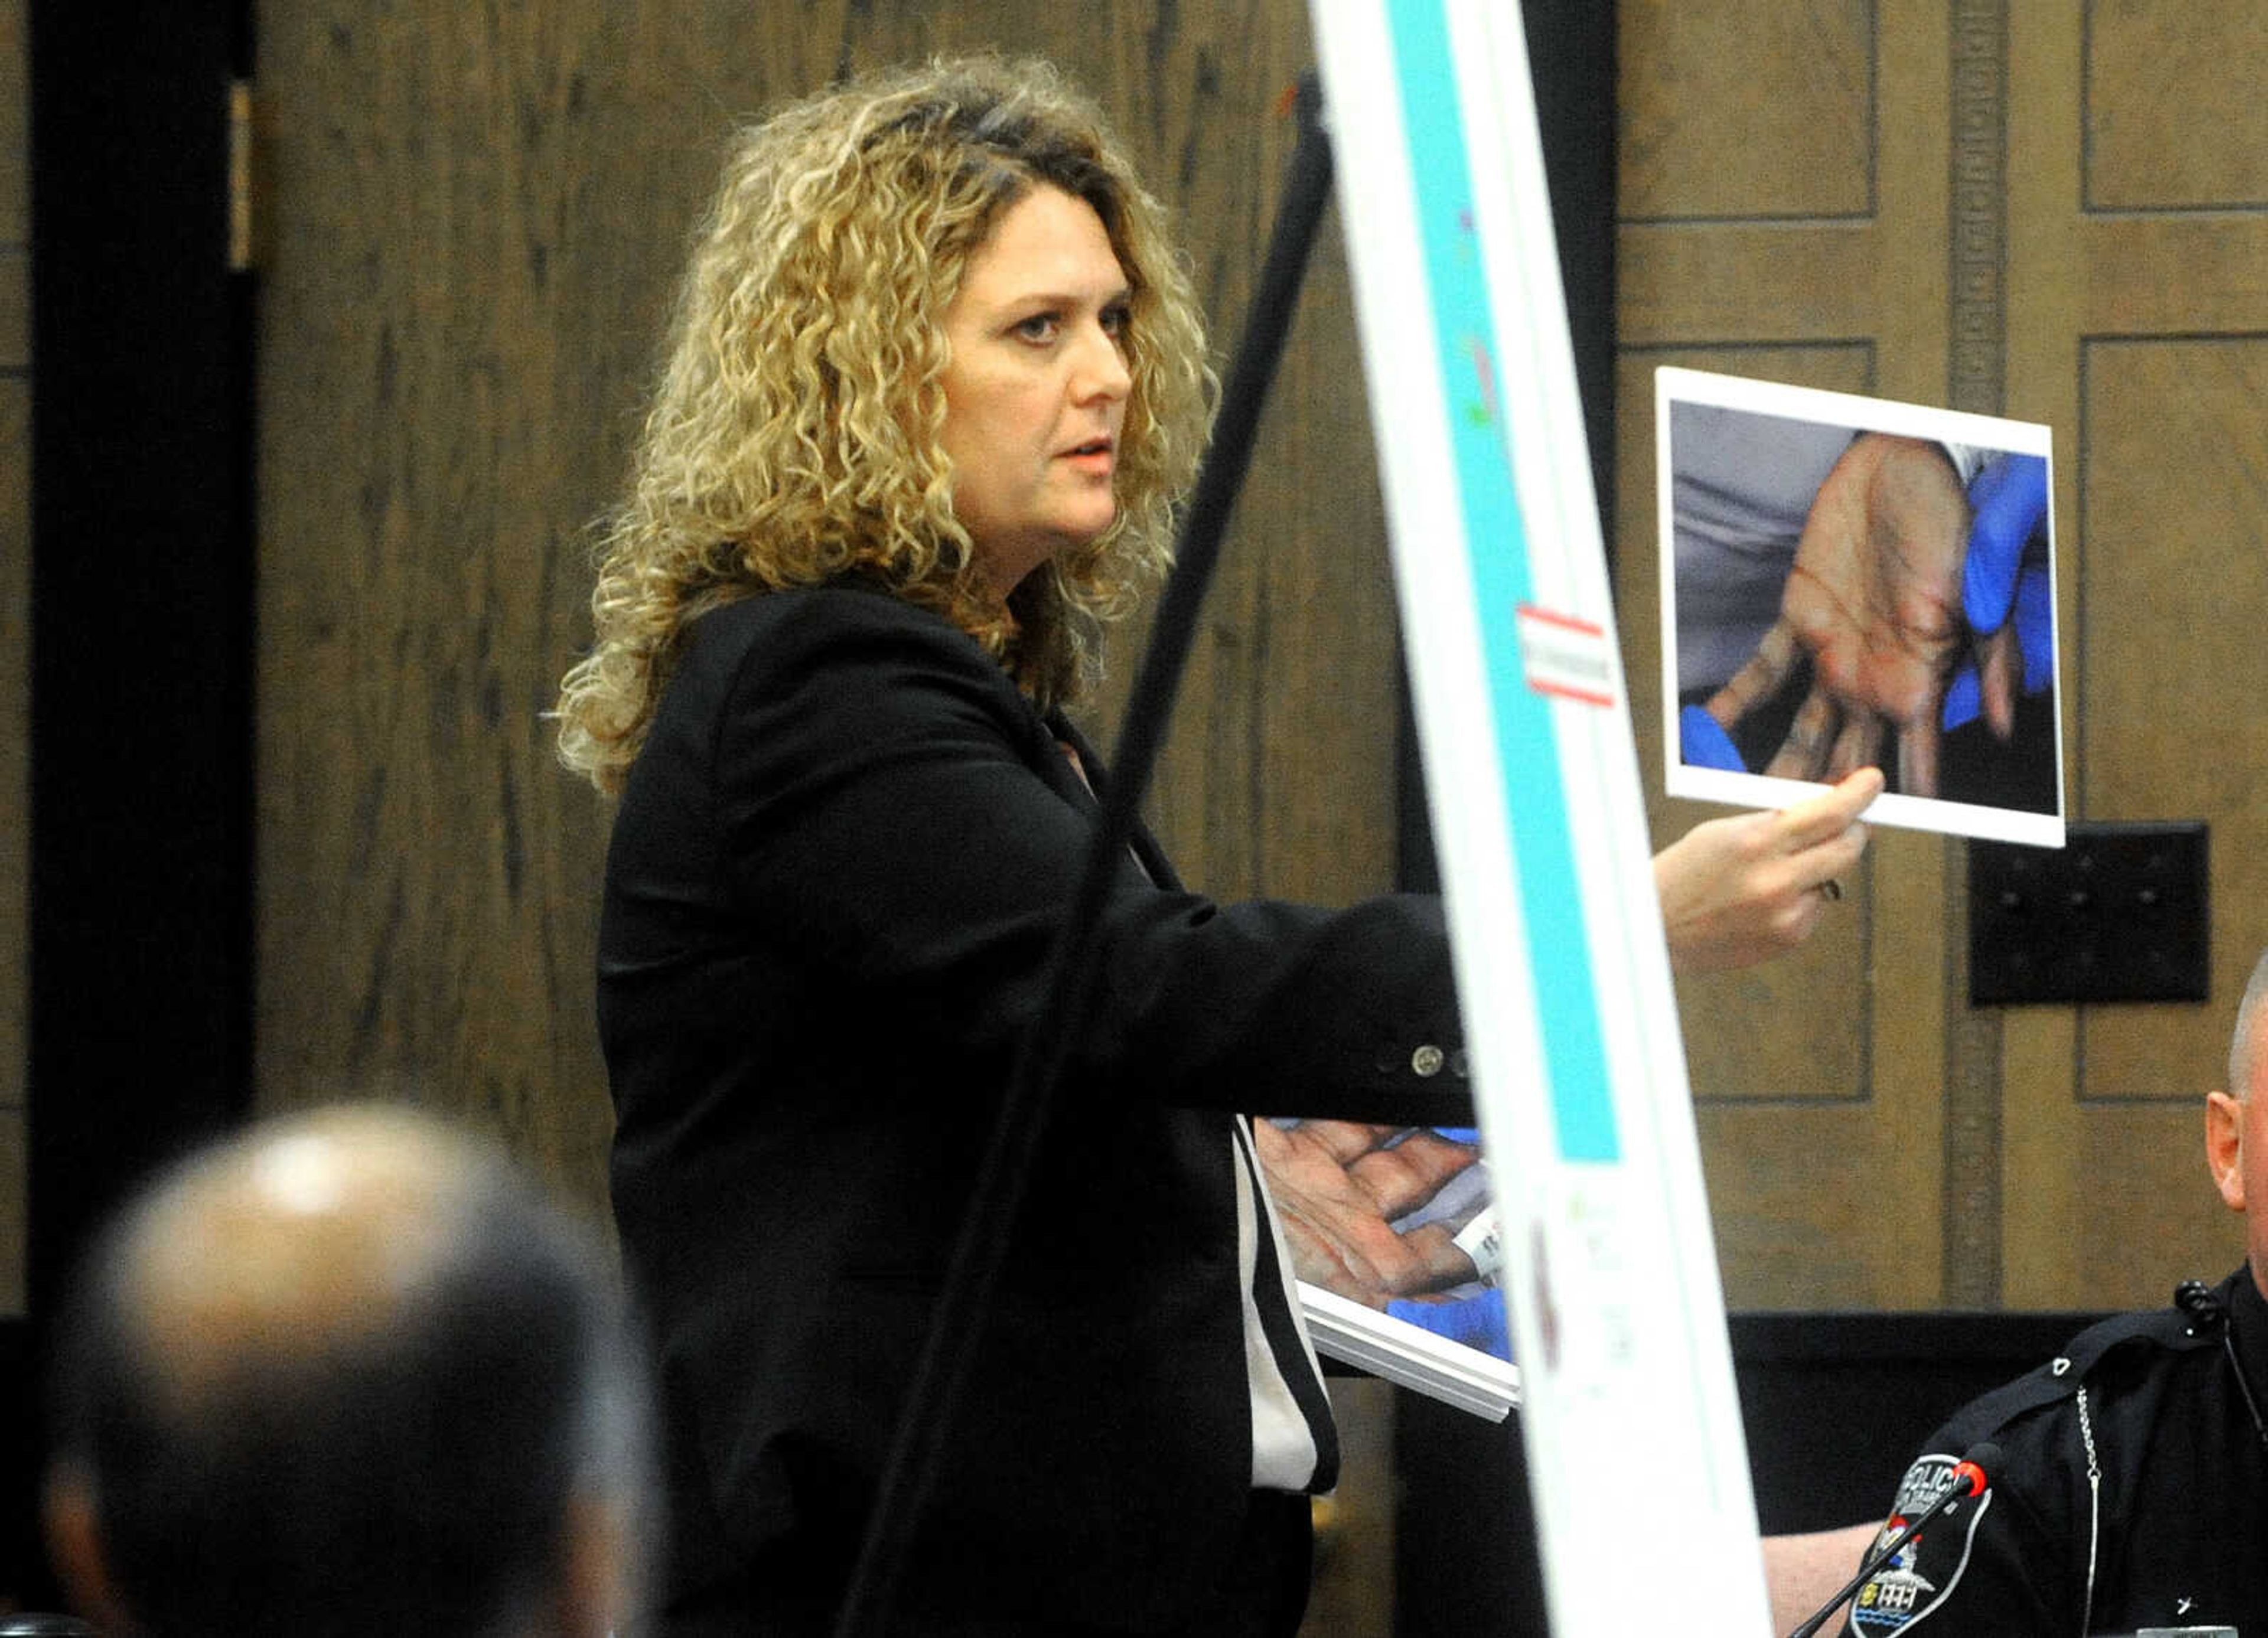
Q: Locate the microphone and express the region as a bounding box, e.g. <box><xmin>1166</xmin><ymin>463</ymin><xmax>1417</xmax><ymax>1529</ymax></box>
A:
<box><xmin>1785</xmin><ymin>1442</ymin><xmax>2001</xmax><ymax>1638</ymax></box>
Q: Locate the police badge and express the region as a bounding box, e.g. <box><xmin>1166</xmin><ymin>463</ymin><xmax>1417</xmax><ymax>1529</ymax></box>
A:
<box><xmin>1847</xmin><ymin>1454</ymin><xmax>1995</xmax><ymax>1634</ymax></box>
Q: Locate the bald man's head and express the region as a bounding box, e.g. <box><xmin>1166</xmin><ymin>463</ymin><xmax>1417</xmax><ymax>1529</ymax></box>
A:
<box><xmin>2232</xmin><ymin>949</ymin><xmax>2268</xmax><ymax>1106</ymax></box>
<box><xmin>46</xmin><ymin>1107</ymin><xmax>649</xmax><ymax>1638</ymax></box>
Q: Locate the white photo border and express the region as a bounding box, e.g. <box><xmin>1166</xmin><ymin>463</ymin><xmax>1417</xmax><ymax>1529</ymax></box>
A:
<box><xmin>1655</xmin><ymin>366</ymin><xmax>2065</xmax><ymax>850</ymax></box>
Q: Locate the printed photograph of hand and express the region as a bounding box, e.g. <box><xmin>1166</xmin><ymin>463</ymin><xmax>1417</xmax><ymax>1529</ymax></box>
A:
<box><xmin>1257</xmin><ymin>1119</ymin><xmax>1514</xmax><ymax>1362</ymax></box>
<box><xmin>1666</xmin><ymin>380</ymin><xmax>2058</xmax><ymax>824</ymax></box>
<box><xmin>1700</xmin><ymin>432</ymin><xmax>1968</xmax><ymax>794</ymax></box>
<box><xmin>1253</xmin><ymin>1120</ymin><xmax>1482</xmax><ymax>1308</ymax></box>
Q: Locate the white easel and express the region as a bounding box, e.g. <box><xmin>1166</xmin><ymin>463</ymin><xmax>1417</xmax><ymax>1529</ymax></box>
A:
<box><xmin>1311</xmin><ymin>3</ymin><xmax>1774</xmax><ymax>1630</ymax></box>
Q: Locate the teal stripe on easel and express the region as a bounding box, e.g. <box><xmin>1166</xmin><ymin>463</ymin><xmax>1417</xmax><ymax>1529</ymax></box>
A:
<box><xmin>1384</xmin><ymin>0</ymin><xmax>1619</xmax><ymax>1163</ymax></box>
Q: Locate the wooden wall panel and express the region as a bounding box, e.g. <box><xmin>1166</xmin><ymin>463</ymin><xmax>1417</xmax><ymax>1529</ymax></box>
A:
<box><xmin>0</xmin><ymin>252</ymin><xmax>17</xmax><ymax>369</ymax></box>
<box><xmin>1620</xmin><ymin>0</ymin><xmax>1874</xmax><ymax>221</ymax></box>
<box><xmin>1997</xmin><ymin>4</ymin><xmax>2268</xmax><ymax>1310</ymax></box>
<box><xmin>2010</xmin><ymin>334</ymin><xmax>2268</xmax><ymax>1307</ymax></box>
<box><xmin>256</xmin><ymin>5</ymin><xmax>624</xmax><ymax>1202</ymax></box>
<box><xmin>1994</xmin><ymin>5</ymin><xmax>2089</xmax><ymax>1313</ymax></box>
<box><xmin>2087</xmin><ymin>4</ymin><xmax>2268</xmax><ymax>210</ymax></box>
<box><xmin>2081</xmin><ymin>340</ymin><xmax>2268</xmax><ymax>1103</ymax></box>
<box><xmin>2081</xmin><ymin>218</ymin><xmax>2268</xmax><ymax>333</ymax></box>
<box><xmin>1616</xmin><ymin>1</ymin><xmax>1954</xmax><ymax>1310</ymax></box>
<box><xmin>2070</xmin><ymin>1107</ymin><xmax>2241</xmax><ymax>1303</ymax></box>
<box><xmin>1138</xmin><ymin>214</ymin><xmax>1397</xmax><ymax>908</ymax></box>
<box><xmin>1618</xmin><ymin>222</ymin><xmax>1882</xmax><ymax>345</ymax></box>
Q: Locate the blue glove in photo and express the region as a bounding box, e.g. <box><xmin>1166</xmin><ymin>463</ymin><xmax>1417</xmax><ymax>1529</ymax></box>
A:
<box><xmin>1942</xmin><ymin>452</ymin><xmax>2051</xmax><ymax>731</ymax></box>
<box><xmin>1386</xmin><ymin>1287</ymin><xmax>1512</xmax><ymax>1360</ymax></box>
<box><xmin>1961</xmin><ymin>452</ymin><xmax>2048</xmax><ymax>636</ymax></box>
<box><xmin>1679</xmin><ymin>702</ymin><xmax>1748</xmax><ymax>771</ymax></box>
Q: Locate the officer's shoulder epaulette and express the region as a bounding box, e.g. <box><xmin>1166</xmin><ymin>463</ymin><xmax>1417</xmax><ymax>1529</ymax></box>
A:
<box><xmin>1937</xmin><ymin>1288</ymin><xmax>2221</xmax><ymax>1443</ymax></box>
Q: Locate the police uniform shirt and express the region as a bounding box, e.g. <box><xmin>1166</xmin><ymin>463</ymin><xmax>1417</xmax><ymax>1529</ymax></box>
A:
<box><xmin>1845</xmin><ymin>1265</ymin><xmax>2268</xmax><ymax>1637</ymax></box>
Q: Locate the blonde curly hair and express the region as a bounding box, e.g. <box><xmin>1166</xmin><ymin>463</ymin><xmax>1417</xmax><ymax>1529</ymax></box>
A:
<box><xmin>556</xmin><ymin>55</ymin><xmax>1214</xmax><ymax>792</ymax></box>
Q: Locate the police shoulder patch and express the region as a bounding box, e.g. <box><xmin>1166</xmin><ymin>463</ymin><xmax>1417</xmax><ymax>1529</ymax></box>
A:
<box><xmin>1846</xmin><ymin>1454</ymin><xmax>1995</xmax><ymax>1636</ymax></box>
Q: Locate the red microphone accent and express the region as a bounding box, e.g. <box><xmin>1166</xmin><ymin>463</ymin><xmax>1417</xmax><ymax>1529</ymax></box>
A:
<box><xmin>1950</xmin><ymin>1441</ymin><xmax>2001</xmax><ymax>1497</ymax></box>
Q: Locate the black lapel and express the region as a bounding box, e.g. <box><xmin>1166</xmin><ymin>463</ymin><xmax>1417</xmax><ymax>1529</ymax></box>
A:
<box><xmin>1045</xmin><ymin>709</ymin><xmax>1182</xmax><ymax>892</ymax></box>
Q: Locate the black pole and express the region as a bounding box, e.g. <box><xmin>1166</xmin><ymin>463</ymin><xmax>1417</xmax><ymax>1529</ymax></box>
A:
<box><xmin>830</xmin><ymin>77</ymin><xmax>1339</xmax><ymax>1638</ymax></box>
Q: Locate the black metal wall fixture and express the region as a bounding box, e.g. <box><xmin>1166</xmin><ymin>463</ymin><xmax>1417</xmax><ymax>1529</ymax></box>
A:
<box><xmin>1969</xmin><ymin>821</ymin><xmax>2210</xmax><ymax>1007</ymax></box>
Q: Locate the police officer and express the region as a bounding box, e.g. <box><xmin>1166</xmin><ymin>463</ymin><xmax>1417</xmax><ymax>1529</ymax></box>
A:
<box><xmin>1842</xmin><ymin>948</ymin><xmax>2268</xmax><ymax>1637</ymax></box>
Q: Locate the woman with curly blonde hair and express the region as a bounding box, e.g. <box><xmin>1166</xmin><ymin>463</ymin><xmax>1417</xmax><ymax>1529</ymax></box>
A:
<box><xmin>569</xmin><ymin>50</ymin><xmax>1873</xmax><ymax>1638</ymax></box>
<box><xmin>556</xmin><ymin>55</ymin><xmax>1210</xmax><ymax>793</ymax></box>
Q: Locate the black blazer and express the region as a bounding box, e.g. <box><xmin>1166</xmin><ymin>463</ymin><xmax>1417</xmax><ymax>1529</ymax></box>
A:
<box><xmin>600</xmin><ymin>583</ymin><xmax>1467</xmax><ymax>1634</ymax></box>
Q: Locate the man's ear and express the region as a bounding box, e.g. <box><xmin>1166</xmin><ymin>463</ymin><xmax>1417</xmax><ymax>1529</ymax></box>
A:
<box><xmin>2207</xmin><ymin>1091</ymin><xmax>2247</xmax><ymax>1213</ymax></box>
<box><xmin>43</xmin><ymin>1464</ymin><xmax>135</xmax><ymax>1634</ymax></box>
